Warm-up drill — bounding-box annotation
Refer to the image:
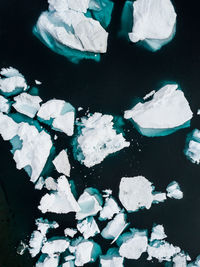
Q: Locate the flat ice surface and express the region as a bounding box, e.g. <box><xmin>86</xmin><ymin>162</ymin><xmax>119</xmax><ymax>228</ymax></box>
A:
<box><xmin>39</xmin><ymin>175</ymin><xmax>80</xmax><ymax>214</ymax></box>
<box><xmin>100</xmin><ymin>248</ymin><xmax>124</xmax><ymax>267</ymax></box>
<box><xmin>53</xmin><ymin>149</ymin><xmax>71</xmax><ymax>177</ymax></box>
<box><xmin>76</xmin><ymin>187</ymin><xmax>103</xmax><ymax>220</ymax></box>
<box><xmin>0</xmin><ymin>67</ymin><xmax>28</xmax><ymax>96</ymax></box>
<box><xmin>184</xmin><ymin>129</ymin><xmax>200</xmax><ymax>164</ymax></box>
<box><xmin>0</xmin><ymin>95</ymin><xmax>10</xmax><ymax>113</ymax></box>
<box><xmin>166</xmin><ymin>181</ymin><xmax>183</xmax><ymax>199</ymax></box>
<box><xmin>77</xmin><ymin>216</ymin><xmax>100</xmax><ymax>239</ymax></box>
<box><xmin>0</xmin><ymin>113</ymin><xmax>52</xmax><ymax>183</ymax></box>
<box><xmin>41</xmin><ymin>238</ymin><xmax>69</xmax><ymax>255</ymax></box>
<box><xmin>150</xmin><ymin>224</ymin><xmax>167</xmax><ymax>241</ymax></box>
<box><xmin>128</xmin><ymin>0</ymin><xmax>177</xmax><ymax>50</ymax></box>
<box><xmin>64</xmin><ymin>228</ymin><xmax>77</xmax><ymax>238</ymax></box>
<box><xmin>117</xmin><ymin>228</ymin><xmax>148</xmax><ymax>259</ymax></box>
<box><xmin>124</xmin><ymin>84</ymin><xmax>193</xmax><ymax>137</ymax></box>
<box><xmin>74</xmin><ymin>113</ymin><xmax>130</xmax><ymax>167</ymax></box>
<box><xmin>36</xmin><ymin>255</ymin><xmax>59</xmax><ymax>267</ymax></box>
<box><xmin>13</xmin><ymin>93</ymin><xmax>42</xmax><ymax>118</ymax></box>
<box><xmin>99</xmin><ymin>196</ymin><xmax>120</xmax><ymax>221</ymax></box>
<box><xmin>37</xmin><ymin>99</ymin><xmax>75</xmax><ymax>136</ymax></box>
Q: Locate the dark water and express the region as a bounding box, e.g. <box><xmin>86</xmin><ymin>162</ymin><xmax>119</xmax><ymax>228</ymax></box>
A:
<box><xmin>1</xmin><ymin>0</ymin><xmax>200</xmax><ymax>266</ymax></box>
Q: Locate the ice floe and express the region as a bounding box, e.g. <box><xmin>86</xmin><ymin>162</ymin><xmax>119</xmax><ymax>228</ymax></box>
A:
<box><xmin>77</xmin><ymin>216</ymin><xmax>100</xmax><ymax>239</ymax></box>
<box><xmin>41</xmin><ymin>238</ymin><xmax>69</xmax><ymax>255</ymax></box>
<box><xmin>99</xmin><ymin>196</ymin><xmax>121</xmax><ymax>221</ymax></box>
<box><xmin>64</xmin><ymin>228</ymin><xmax>77</xmax><ymax>238</ymax></box>
<box><xmin>184</xmin><ymin>129</ymin><xmax>200</xmax><ymax>164</ymax></box>
<box><xmin>53</xmin><ymin>149</ymin><xmax>71</xmax><ymax>176</ymax></box>
<box><xmin>166</xmin><ymin>181</ymin><xmax>183</xmax><ymax>199</ymax></box>
<box><xmin>100</xmin><ymin>248</ymin><xmax>124</xmax><ymax>267</ymax></box>
<box><xmin>150</xmin><ymin>224</ymin><xmax>167</xmax><ymax>241</ymax></box>
<box><xmin>0</xmin><ymin>95</ymin><xmax>10</xmax><ymax>113</ymax></box>
<box><xmin>124</xmin><ymin>84</ymin><xmax>193</xmax><ymax>137</ymax></box>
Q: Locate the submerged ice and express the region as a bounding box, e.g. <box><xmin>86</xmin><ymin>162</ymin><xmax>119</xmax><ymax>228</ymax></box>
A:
<box><xmin>124</xmin><ymin>84</ymin><xmax>193</xmax><ymax>137</ymax></box>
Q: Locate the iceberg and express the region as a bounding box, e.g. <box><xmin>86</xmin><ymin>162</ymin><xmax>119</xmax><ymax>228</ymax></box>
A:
<box><xmin>41</xmin><ymin>238</ymin><xmax>69</xmax><ymax>255</ymax></box>
<box><xmin>127</xmin><ymin>0</ymin><xmax>177</xmax><ymax>51</ymax></box>
<box><xmin>117</xmin><ymin>228</ymin><xmax>148</xmax><ymax>259</ymax></box>
<box><xmin>124</xmin><ymin>84</ymin><xmax>193</xmax><ymax>137</ymax></box>
<box><xmin>37</xmin><ymin>99</ymin><xmax>75</xmax><ymax>136</ymax></box>
<box><xmin>0</xmin><ymin>95</ymin><xmax>10</xmax><ymax>113</ymax></box>
<box><xmin>99</xmin><ymin>196</ymin><xmax>120</xmax><ymax>221</ymax></box>
<box><xmin>38</xmin><ymin>175</ymin><xmax>80</xmax><ymax>214</ymax></box>
<box><xmin>53</xmin><ymin>149</ymin><xmax>71</xmax><ymax>176</ymax></box>
<box><xmin>119</xmin><ymin>176</ymin><xmax>166</xmax><ymax>212</ymax></box>
<box><xmin>100</xmin><ymin>248</ymin><xmax>124</xmax><ymax>267</ymax></box>
<box><xmin>13</xmin><ymin>93</ymin><xmax>42</xmax><ymax>118</ymax></box>
<box><xmin>166</xmin><ymin>181</ymin><xmax>183</xmax><ymax>199</ymax></box>
<box><xmin>150</xmin><ymin>224</ymin><xmax>167</xmax><ymax>242</ymax></box>
<box><xmin>36</xmin><ymin>254</ymin><xmax>59</xmax><ymax>267</ymax></box>
<box><xmin>184</xmin><ymin>129</ymin><xmax>200</xmax><ymax>164</ymax></box>
<box><xmin>77</xmin><ymin>216</ymin><xmax>100</xmax><ymax>239</ymax></box>
<box><xmin>73</xmin><ymin>113</ymin><xmax>130</xmax><ymax>167</ymax></box>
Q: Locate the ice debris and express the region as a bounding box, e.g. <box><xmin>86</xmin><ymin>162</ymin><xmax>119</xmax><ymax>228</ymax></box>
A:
<box><xmin>64</xmin><ymin>228</ymin><xmax>77</xmax><ymax>238</ymax></box>
<box><xmin>128</xmin><ymin>0</ymin><xmax>177</xmax><ymax>51</ymax></box>
<box><xmin>124</xmin><ymin>84</ymin><xmax>193</xmax><ymax>137</ymax></box>
<box><xmin>13</xmin><ymin>93</ymin><xmax>42</xmax><ymax>118</ymax></box>
<box><xmin>184</xmin><ymin>129</ymin><xmax>200</xmax><ymax>164</ymax></box>
<box><xmin>77</xmin><ymin>216</ymin><xmax>100</xmax><ymax>239</ymax></box>
<box><xmin>166</xmin><ymin>181</ymin><xmax>183</xmax><ymax>199</ymax></box>
<box><xmin>0</xmin><ymin>95</ymin><xmax>10</xmax><ymax>113</ymax></box>
<box><xmin>76</xmin><ymin>187</ymin><xmax>103</xmax><ymax>220</ymax></box>
<box><xmin>0</xmin><ymin>67</ymin><xmax>28</xmax><ymax>96</ymax></box>
<box><xmin>53</xmin><ymin>149</ymin><xmax>71</xmax><ymax>177</ymax></box>
<box><xmin>99</xmin><ymin>196</ymin><xmax>120</xmax><ymax>221</ymax></box>
<box><xmin>35</xmin><ymin>79</ymin><xmax>42</xmax><ymax>85</ymax></box>
<box><xmin>38</xmin><ymin>175</ymin><xmax>80</xmax><ymax>214</ymax></box>
<box><xmin>73</xmin><ymin>112</ymin><xmax>130</xmax><ymax>167</ymax></box>
<box><xmin>100</xmin><ymin>248</ymin><xmax>124</xmax><ymax>267</ymax></box>
<box><xmin>119</xmin><ymin>176</ymin><xmax>166</xmax><ymax>212</ymax></box>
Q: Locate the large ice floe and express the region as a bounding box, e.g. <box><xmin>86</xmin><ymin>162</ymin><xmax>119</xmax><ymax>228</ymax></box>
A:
<box><xmin>121</xmin><ymin>0</ymin><xmax>177</xmax><ymax>51</ymax></box>
<box><xmin>124</xmin><ymin>84</ymin><xmax>193</xmax><ymax>137</ymax></box>
<box><xmin>0</xmin><ymin>113</ymin><xmax>52</xmax><ymax>183</ymax></box>
<box><xmin>37</xmin><ymin>99</ymin><xmax>75</xmax><ymax>136</ymax></box>
<box><xmin>33</xmin><ymin>0</ymin><xmax>114</xmax><ymax>63</ymax></box>
<box><xmin>73</xmin><ymin>112</ymin><xmax>130</xmax><ymax>167</ymax></box>
<box><xmin>184</xmin><ymin>129</ymin><xmax>200</xmax><ymax>164</ymax></box>
<box><xmin>119</xmin><ymin>176</ymin><xmax>166</xmax><ymax>212</ymax></box>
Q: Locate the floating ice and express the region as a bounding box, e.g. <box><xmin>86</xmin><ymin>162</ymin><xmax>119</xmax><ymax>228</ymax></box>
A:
<box><xmin>44</xmin><ymin>177</ymin><xmax>58</xmax><ymax>191</ymax></box>
<box><xmin>101</xmin><ymin>212</ymin><xmax>127</xmax><ymax>241</ymax></box>
<box><xmin>35</xmin><ymin>176</ymin><xmax>45</xmax><ymax>190</ymax></box>
<box><xmin>0</xmin><ymin>95</ymin><xmax>10</xmax><ymax>113</ymax></box>
<box><xmin>166</xmin><ymin>181</ymin><xmax>183</xmax><ymax>199</ymax></box>
<box><xmin>77</xmin><ymin>216</ymin><xmax>100</xmax><ymax>239</ymax></box>
<box><xmin>53</xmin><ymin>149</ymin><xmax>71</xmax><ymax>177</ymax></box>
<box><xmin>150</xmin><ymin>224</ymin><xmax>167</xmax><ymax>241</ymax></box>
<box><xmin>13</xmin><ymin>93</ymin><xmax>42</xmax><ymax>118</ymax></box>
<box><xmin>173</xmin><ymin>252</ymin><xmax>190</xmax><ymax>267</ymax></box>
<box><xmin>188</xmin><ymin>255</ymin><xmax>200</xmax><ymax>267</ymax></box>
<box><xmin>100</xmin><ymin>248</ymin><xmax>124</xmax><ymax>267</ymax></box>
<box><xmin>62</xmin><ymin>260</ymin><xmax>75</xmax><ymax>267</ymax></box>
<box><xmin>41</xmin><ymin>238</ymin><xmax>69</xmax><ymax>255</ymax></box>
<box><xmin>119</xmin><ymin>176</ymin><xmax>165</xmax><ymax>212</ymax></box>
<box><xmin>37</xmin><ymin>99</ymin><xmax>75</xmax><ymax>136</ymax></box>
<box><xmin>74</xmin><ymin>240</ymin><xmax>102</xmax><ymax>266</ymax></box>
<box><xmin>73</xmin><ymin>113</ymin><xmax>130</xmax><ymax>167</ymax></box>
<box><xmin>99</xmin><ymin>196</ymin><xmax>121</xmax><ymax>221</ymax></box>
<box><xmin>76</xmin><ymin>187</ymin><xmax>103</xmax><ymax>220</ymax></box>
<box><xmin>39</xmin><ymin>175</ymin><xmax>80</xmax><ymax>214</ymax></box>
<box><xmin>64</xmin><ymin>228</ymin><xmax>77</xmax><ymax>238</ymax></box>
<box><xmin>184</xmin><ymin>129</ymin><xmax>200</xmax><ymax>164</ymax></box>
<box><xmin>124</xmin><ymin>84</ymin><xmax>193</xmax><ymax>137</ymax></box>
<box><xmin>117</xmin><ymin>228</ymin><xmax>148</xmax><ymax>260</ymax></box>
<box><xmin>0</xmin><ymin>67</ymin><xmax>28</xmax><ymax>96</ymax></box>
<box><xmin>128</xmin><ymin>0</ymin><xmax>177</xmax><ymax>51</ymax></box>
<box><xmin>153</xmin><ymin>192</ymin><xmax>167</xmax><ymax>203</ymax></box>
<box><xmin>48</xmin><ymin>0</ymin><xmax>90</xmax><ymax>13</ymax></box>
<box><xmin>35</xmin><ymin>80</ymin><xmax>42</xmax><ymax>85</ymax></box>
<box><xmin>36</xmin><ymin>254</ymin><xmax>59</xmax><ymax>267</ymax></box>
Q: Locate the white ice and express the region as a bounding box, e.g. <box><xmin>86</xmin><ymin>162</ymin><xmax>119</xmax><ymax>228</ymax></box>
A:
<box><xmin>99</xmin><ymin>196</ymin><xmax>120</xmax><ymax>221</ymax></box>
<box><xmin>100</xmin><ymin>248</ymin><xmax>124</xmax><ymax>267</ymax></box>
<box><xmin>64</xmin><ymin>228</ymin><xmax>77</xmax><ymax>238</ymax></box>
<box><xmin>173</xmin><ymin>252</ymin><xmax>190</xmax><ymax>267</ymax></box>
<box><xmin>184</xmin><ymin>129</ymin><xmax>200</xmax><ymax>164</ymax></box>
<box><xmin>41</xmin><ymin>238</ymin><xmax>69</xmax><ymax>255</ymax></box>
<box><xmin>77</xmin><ymin>216</ymin><xmax>100</xmax><ymax>239</ymax></box>
<box><xmin>44</xmin><ymin>177</ymin><xmax>58</xmax><ymax>191</ymax></box>
<box><xmin>74</xmin><ymin>113</ymin><xmax>130</xmax><ymax>167</ymax></box>
<box><xmin>124</xmin><ymin>84</ymin><xmax>193</xmax><ymax>137</ymax></box>
<box><xmin>0</xmin><ymin>95</ymin><xmax>10</xmax><ymax>113</ymax></box>
<box><xmin>150</xmin><ymin>224</ymin><xmax>167</xmax><ymax>241</ymax></box>
<box><xmin>35</xmin><ymin>176</ymin><xmax>45</xmax><ymax>190</ymax></box>
<box><xmin>36</xmin><ymin>254</ymin><xmax>59</xmax><ymax>267</ymax></box>
<box><xmin>53</xmin><ymin>149</ymin><xmax>71</xmax><ymax>177</ymax></box>
<box><xmin>48</xmin><ymin>0</ymin><xmax>90</xmax><ymax>13</ymax></box>
<box><xmin>166</xmin><ymin>181</ymin><xmax>183</xmax><ymax>199</ymax></box>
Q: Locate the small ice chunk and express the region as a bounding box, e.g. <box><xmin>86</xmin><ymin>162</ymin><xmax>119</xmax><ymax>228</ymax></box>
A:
<box><xmin>0</xmin><ymin>95</ymin><xmax>10</xmax><ymax>113</ymax></box>
<box><xmin>102</xmin><ymin>189</ymin><xmax>112</xmax><ymax>198</ymax></box>
<box><xmin>13</xmin><ymin>93</ymin><xmax>42</xmax><ymax>118</ymax></box>
<box><xmin>78</xmin><ymin>107</ymin><xmax>83</xmax><ymax>111</ymax></box>
<box><xmin>37</xmin><ymin>99</ymin><xmax>75</xmax><ymax>136</ymax></box>
<box><xmin>35</xmin><ymin>177</ymin><xmax>45</xmax><ymax>190</ymax></box>
<box><xmin>48</xmin><ymin>0</ymin><xmax>90</xmax><ymax>13</ymax></box>
<box><xmin>188</xmin><ymin>255</ymin><xmax>200</xmax><ymax>267</ymax></box>
<box><xmin>117</xmin><ymin>228</ymin><xmax>148</xmax><ymax>259</ymax></box>
<box><xmin>153</xmin><ymin>192</ymin><xmax>167</xmax><ymax>203</ymax></box>
<box><xmin>100</xmin><ymin>248</ymin><xmax>124</xmax><ymax>267</ymax></box>
<box><xmin>35</xmin><ymin>80</ymin><xmax>42</xmax><ymax>85</ymax></box>
<box><xmin>128</xmin><ymin>0</ymin><xmax>177</xmax><ymax>51</ymax></box>
<box><xmin>64</xmin><ymin>228</ymin><xmax>77</xmax><ymax>238</ymax></box>
<box><xmin>44</xmin><ymin>177</ymin><xmax>58</xmax><ymax>191</ymax></box>
<box><xmin>76</xmin><ymin>187</ymin><xmax>103</xmax><ymax>220</ymax></box>
<box><xmin>36</xmin><ymin>254</ymin><xmax>59</xmax><ymax>267</ymax></box>
<box><xmin>197</xmin><ymin>109</ymin><xmax>200</xmax><ymax>115</ymax></box>
<box><xmin>101</xmin><ymin>212</ymin><xmax>127</xmax><ymax>241</ymax></box>
<box><xmin>53</xmin><ymin>149</ymin><xmax>71</xmax><ymax>176</ymax></box>
<box><xmin>73</xmin><ymin>113</ymin><xmax>130</xmax><ymax>167</ymax></box>
<box><xmin>39</xmin><ymin>175</ymin><xmax>80</xmax><ymax>214</ymax></box>
<box><xmin>74</xmin><ymin>240</ymin><xmax>102</xmax><ymax>266</ymax></box>
<box><xmin>184</xmin><ymin>129</ymin><xmax>200</xmax><ymax>164</ymax></box>
<box><xmin>77</xmin><ymin>216</ymin><xmax>100</xmax><ymax>239</ymax></box>
<box><xmin>99</xmin><ymin>197</ymin><xmax>120</xmax><ymax>221</ymax></box>
<box><xmin>124</xmin><ymin>84</ymin><xmax>193</xmax><ymax>137</ymax></box>
<box><xmin>0</xmin><ymin>67</ymin><xmax>28</xmax><ymax>96</ymax></box>
<box><xmin>166</xmin><ymin>181</ymin><xmax>183</xmax><ymax>199</ymax></box>
<box><xmin>143</xmin><ymin>90</ymin><xmax>156</xmax><ymax>100</ymax></box>
<box><xmin>150</xmin><ymin>224</ymin><xmax>167</xmax><ymax>241</ymax></box>
<box><xmin>42</xmin><ymin>238</ymin><xmax>69</xmax><ymax>255</ymax></box>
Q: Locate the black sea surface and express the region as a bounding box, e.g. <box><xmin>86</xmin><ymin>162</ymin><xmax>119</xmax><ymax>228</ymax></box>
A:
<box><xmin>0</xmin><ymin>0</ymin><xmax>200</xmax><ymax>266</ymax></box>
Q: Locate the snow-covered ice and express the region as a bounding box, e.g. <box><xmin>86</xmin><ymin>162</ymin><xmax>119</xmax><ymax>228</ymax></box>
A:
<box><xmin>124</xmin><ymin>84</ymin><xmax>193</xmax><ymax>137</ymax></box>
<box><xmin>73</xmin><ymin>113</ymin><xmax>130</xmax><ymax>167</ymax></box>
<box><xmin>13</xmin><ymin>93</ymin><xmax>42</xmax><ymax>118</ymax></box>
<box><xmin>0</xmin><ymin>95</ymin><xmax>10</xmax><ymax>113</ymax></box>
<box><xmin>53</xmin><ymin>149</ymin><xmax>71</xmax><ymax>177</ymax></box>
<box><xmin>39</xmin><ymin>175</ymin><xmax>80</xmax><ymax>214</ymax></box>
<box><xmin>77</xmin><ymin>216</ymin><xmax>100</xmax><ymax>239</ymax></box>
<box><xmin>173</xmin><ymin>252</ymin><xmax>190</xmax><ymax>267</ymax></box>
<box><xmin>36</xmin><ymin>254</ymin><xmax>59</xmax><ymax>267</ymax></box>
<box><xmin>76</xmin><ymin>187</ymin><xmax>103</xmax><ymax>220</ymax></box>
<box><xmin>44</xmin><ymin>177</ymin><xmax>58</xmax><ymax>191</ymax></box>
<box><xmin>166</xmin><ymin>181</ymin><xmax>183</xmax><ymax>199</ymax></box>
<box><xmin>99</xmin><ymin>196</ymin><xmax>120</xmax><ymax>221</ymax></box>
<box><xmin>41</xmin><ymin>238</ymin><xmax>69</xmax><ymax>255</ymax></box>
<box><xmin>150</xmin><ymin>224</ymin><xmax>167</xmax><ymax>241</ymax></box>
<box><xmin>128</xmin><ymin>0</ymin><xmax>177</xmax><ymax>51</ymax></box>
<box><xmin>35</xmin><ymin>176</ymin><xmax>45</xmax><ymax>190</ymax></box>
<box><xmin>37</xmin><ymin>99</ymin><xmax>75</xmax><ymax>136</ymax></box>
<box><xmin>100</xmin><ymin>248</ymin><xmax>124</xmax><ymax>267</ymax></box>
<box><xmin>184</xmin><ymin>129</ymin><xmax>200</xmax><ymax>164</ymax></box>
<box><xmin>64</xmin><ymin>228</ymin><xmax>77</xmax><ymax>238</ymax></box>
